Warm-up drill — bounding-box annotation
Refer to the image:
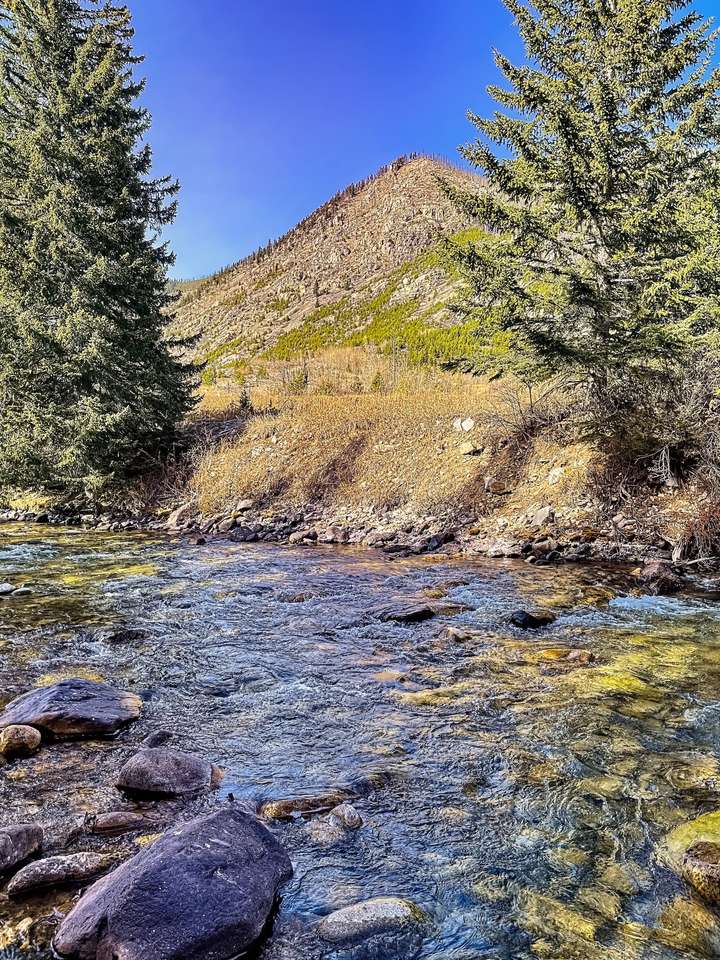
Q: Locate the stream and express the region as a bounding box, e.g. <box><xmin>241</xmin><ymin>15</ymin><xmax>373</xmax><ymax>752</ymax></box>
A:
<box><xmin>2</xmin><ymin>522</ymin><xmax>720</xmax><ymax>958</ymax></box>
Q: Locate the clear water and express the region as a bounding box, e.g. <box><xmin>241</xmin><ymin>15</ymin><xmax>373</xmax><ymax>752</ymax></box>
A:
<box><xmin>2</xmin><ymin>523</ymin><xmax>720</xmax><ymax>959</ymax></box>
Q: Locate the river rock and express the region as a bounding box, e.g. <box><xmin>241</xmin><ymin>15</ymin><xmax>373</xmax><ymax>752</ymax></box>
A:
<box><xmin>330</xmin><ymin>803</ymin><xmax>363</xmax><ymax>830</ymax></box>
<box><xmin>97</xmin><ymin>627</ymin><xmax>149</xmax><ymax>645</ymax></box>
<box><xmin>90</xmin><ymin>812</ymin><xmax>159</xmax><ymax>837</ymax></box>
<box><xmin>116</xmin><ymin>747</ymin><xmax>223</xmax><ymax>798</ymax></box>
<box><xmin>166</xmin><ymin>501</ymin><xmax>196</xmax><ymax>531</ymax></box>
<box><xmin>53</xmin><ymin>807</ymin><xmax>293</xmax><ymax>960</ymax></box>
<box><xmin>682</xmin><ymin>842</ymin><xmax>720</xmax><ymax>903</ymax></box>
<box><xmin>638</xmin><ymin>561</ymin><xmax>684</xmax><ymax>596</ymax></box>
<box><xmin>306</xmin><ymin>803</ymin><xmax>364</xmax><ymax>845</ymax></box>
<box><xmin>374</xmin><ymin>602</ymin><xmax>439</xmax><ymax>625</ymax></box>
<box><xmin>0</xmin><ymin>724</ymin><xmax>42</xmax><ymax>759</ymax></box>
<box><xmin>318</xmin><ymin>897</ymin><xmax>426</xmax><ymax>948</ymax></box>
<box><xmin>260</xmin><ymin>790</ymin><xmax>353</xmax><ymax>821</ymax></box>
<box><xmin>0</xmin><ymin>824</ymin><xmax>43</xmax><ymax>874</ymax></box>
<box><xmin>0</xmin><ymin>583</ymin><xmax>15</xmax><ymax>596</ymax></box>
<box><xmin>510</xmin><ymin>610</ymin><xmax>556</xmax><ymax>630</ymax></box>
<box><xmin>0</xmin><ymin>679</ymin><xmax>142</xmax><ymax>738</ymax></box>
<box><xmin>8</xmin><ymin>852</ymin><xmax>112</xmax><ymax>898</ymax></box>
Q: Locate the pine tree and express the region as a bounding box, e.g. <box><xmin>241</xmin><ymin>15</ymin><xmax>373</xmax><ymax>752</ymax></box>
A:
<box><xmin>448</xmin><ymin>0</ymin><xmax>720</xmax><ymax>431</ymax></box>
<box><xmin>0</xmin><ymin>0</ymin><xmax>196</xmax><ymax>495</ymax></box>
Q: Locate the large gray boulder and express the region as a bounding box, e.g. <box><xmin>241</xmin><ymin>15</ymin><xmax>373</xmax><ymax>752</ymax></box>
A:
<box><xmin>53</xmin><ymin>807</ymin><xmax>293</xmax><ymax>960</ymax></box>
<box><xmin>0</xmin><ymin>824</ymin><xmax>43</xmax><ymax>874</ymax></box>
<box><xmin>116</xmin><ymin>747</ymin><xmax>222</xmax><ymax>797</ymax></box>
<box><xmin>0</xmin><ymin>680</ymin><xmax>142</xmax><ymax>738</ymax></box>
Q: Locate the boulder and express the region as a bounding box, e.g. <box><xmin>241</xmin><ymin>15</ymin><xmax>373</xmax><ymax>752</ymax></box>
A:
<box><xmin>0</xmin><ymin>724</ymin><xmax>42</xmax><ymax>759</ymax></box>
<box><xmin>638</xmin><ymin>561</ymin><xmax>684</xmax><ymax>596</ymax></box>
<box><xmin>0</xmin><ymin>824</ymin><xmax>43</xmax><ymax>874</ymax></box>
<box><xmin>8</xmin><ymin>852</ymin><xmax>112</xmax><ymax>898</ymax></box>
<box><xmin>0</xmin><ymin>583</ymin><xmax>15</xmax><ymax>596</ymax></box>
<box><xmin>53</xmin><ymin>808</ymin><xmax>292</xmax><ymax>960</ymax></box>
<box><xmin>306</xmin><ymin>803</ymin><xmax>364</xmax><ymax>845</ymax></box>
<box><xmin>166</xmin><ymin>502</ymin><xmax>196</xmax><ymax>531</ymax></box>
<box><xmin>116</xmin><ymin>748</ymin><xmax>223</xmax><ymax>798</ymax></box>
<box><xmin>510</xmin><ymin>610</ymin><xmax>556</xmax><ymax>630</ymax></box>
<box><xmin>318</xmin><ymin>897</ymin><xmax>426</xmax><ymax>948</ymax></box>
<box><xmin>0</xmin><ymin>680</ymin><xmax>142</xmax><ymax>738</ymax></box>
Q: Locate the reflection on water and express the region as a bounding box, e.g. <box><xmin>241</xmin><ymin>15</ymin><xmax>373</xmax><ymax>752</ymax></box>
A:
<box><xmin>2</xmin><ymin>523</ymin><xmax>720</xmax><ymax>958</ymax></box>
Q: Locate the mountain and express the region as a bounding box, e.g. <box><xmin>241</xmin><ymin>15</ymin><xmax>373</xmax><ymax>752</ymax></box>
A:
<box><xmin>170</xmin><ymin>155</ymin><xmax>484</xmax><ymax>373</ymax></box>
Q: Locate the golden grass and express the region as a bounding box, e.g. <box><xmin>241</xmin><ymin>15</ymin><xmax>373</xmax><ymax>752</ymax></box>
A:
<box><xmin>192</xmin><ymin>364</ymin><xmax>498</xmax><ymax>515</ymax></box>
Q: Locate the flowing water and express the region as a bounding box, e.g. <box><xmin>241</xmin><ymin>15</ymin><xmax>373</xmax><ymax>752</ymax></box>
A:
<box><xmin>2</xmin><ymin>523</ymin><xmax>720</xmax><ymax>958</ymax></box>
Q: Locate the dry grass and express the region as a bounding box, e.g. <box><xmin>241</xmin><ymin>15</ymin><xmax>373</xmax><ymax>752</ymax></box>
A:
<box><xmin>192</xmin><ymin>362</ymin><xmax>500</xmax><ymax>515</ymax></box>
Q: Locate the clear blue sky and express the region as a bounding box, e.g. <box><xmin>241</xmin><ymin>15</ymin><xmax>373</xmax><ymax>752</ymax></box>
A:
<box><xmin>131</xmin><ymin>0</ymin><xmax>720</xmax><ymax>280</ymax></box>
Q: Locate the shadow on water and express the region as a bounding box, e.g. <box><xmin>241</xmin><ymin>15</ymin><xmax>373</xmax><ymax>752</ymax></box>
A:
<box><xmin>2</xmin><ymin>522</ymin><xmax>720</xmax><ymax>958</ymax></box>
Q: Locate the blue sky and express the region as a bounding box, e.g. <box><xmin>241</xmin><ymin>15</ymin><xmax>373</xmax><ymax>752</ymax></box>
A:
<box><xmin>131</xmin><ymin>0</ymin><xmax>719</xmax><ymax>279</ymax></box>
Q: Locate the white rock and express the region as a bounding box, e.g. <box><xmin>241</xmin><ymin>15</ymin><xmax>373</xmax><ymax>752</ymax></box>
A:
<box><xmin>530</xmin><ymin>506</ymin><xmax>555</xmax><ymax>528</ymax></box>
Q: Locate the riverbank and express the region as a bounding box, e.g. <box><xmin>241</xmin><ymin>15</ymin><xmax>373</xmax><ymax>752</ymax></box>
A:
<box><xmin>1</xmin><ymin>372</ymin><xmax>715</xmax><ymax>573</ymax></box>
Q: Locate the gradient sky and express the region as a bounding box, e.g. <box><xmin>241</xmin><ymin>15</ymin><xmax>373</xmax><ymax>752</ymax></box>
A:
<box><xmin>131</xmin><ymin>0</ymin><xmax>720</xmax><ymax>279</ymax></box>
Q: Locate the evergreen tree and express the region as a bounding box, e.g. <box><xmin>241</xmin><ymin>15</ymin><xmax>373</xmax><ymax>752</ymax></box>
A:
<box><xmin>448</xmin><ymin>0</ymin><xmax>720</xmax><ymax>431</ymax></box>
<box><xmin>0</xmin><ymin>0</ymin><xmax>196</xmax><ymax>494</ymax></box>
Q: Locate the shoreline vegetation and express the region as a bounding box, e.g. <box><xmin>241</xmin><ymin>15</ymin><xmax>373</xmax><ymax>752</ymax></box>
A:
<box><xmin>0</xmin><ymin>363</ymin><xmax>714</xmax><ymax>581</ymax></box>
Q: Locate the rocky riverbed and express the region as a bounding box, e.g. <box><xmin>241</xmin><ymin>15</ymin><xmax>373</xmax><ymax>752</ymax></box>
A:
<box><xmin>3</xmin><ymin>522</ymin><xmax>720</xmax><ymax>958</ymax></box>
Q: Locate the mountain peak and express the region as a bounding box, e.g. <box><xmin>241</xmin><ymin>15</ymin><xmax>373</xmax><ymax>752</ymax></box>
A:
<box><xmin>171</xmin><ymin>154</ymin><xmax>482</xmax><ymax>360</ymax></box>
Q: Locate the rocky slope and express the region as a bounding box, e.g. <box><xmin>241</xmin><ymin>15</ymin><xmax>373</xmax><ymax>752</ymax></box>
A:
<box><xmin>170</xmin><ymin>155</ymin><xmax>482</xmax><ymax>366</ymax></box>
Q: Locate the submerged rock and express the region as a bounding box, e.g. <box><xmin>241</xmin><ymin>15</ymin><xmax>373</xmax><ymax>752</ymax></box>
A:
<box><xmin>0</xmin><ymin>679</ymin><xmax>142</xmax><ymax>738</ymax></box>
<box><xmin>0</xmin><ymin>824</ymin><xmax>43</xmax><ymax>875</ymax></box>
<box><xmin>53</xmin><ymin>807</ymin><xmax>293</xmax><ymax>960</ymax></box>
<box><xmin>116</xmin><ymin>747</ymin><xmax>223</xmax><ymax>798</ymax></box>
<box><xmin>96</xmin><ymin>628</ymin><xmax>149</xmax><ymax>645</ymax></box>
<box><xmin>373</xmin><ymin>602</ymin><xmax>452</xmax><ymax>625</ymax></box>
<box><xmin>260</xmin><ymin>791</ymin><xmax>354</xmax><ymax>821</ymax></box>
<box><xmin>374</xmin><ymin>602</ymin><xmax>437</xmax><ymax>624</ymax></box>
<box><xmin>682</xmin><ymin>842</ymin><xmax>720</xmax><ymax>903</ymax></box>
<box><xmin>7</xmin><ymin>852</ymin><xmax>112</xmax><ymax>898</ymax></box>
<box><xmin>0</xmin><ymin>724</ymin><xmax>42</xmax><ymax>759</ymax></box>
<box><xmin>318</xmin><ymin>897</ymin><xmax>426</xmax><ymax>949</ymax></box>
<box><xmin>306</xmin><ymin>803</ymin><xmax>364</xmax><ymax>845</ymax></box>
<box><xmin>329</xmin><ymin>803</ymin><xmax>363</xmax><ymax>831</ymax></box>
<box><xmin>510</xmin><ymin>610</ymin><xmax>556</xmax><ymax>630</ymax></box>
